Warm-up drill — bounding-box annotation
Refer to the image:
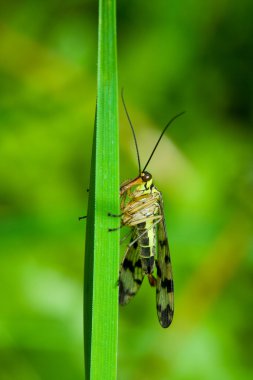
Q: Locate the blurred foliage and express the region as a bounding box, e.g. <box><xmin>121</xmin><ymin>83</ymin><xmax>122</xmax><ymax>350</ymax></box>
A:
<box><xmin>0</xmin><ymin>0</ymin><xmax>252</xmax><ymax>379</ymax></box>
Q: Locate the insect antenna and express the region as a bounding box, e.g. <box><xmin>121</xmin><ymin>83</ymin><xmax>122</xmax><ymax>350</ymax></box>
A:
<box><xmin>121</xmin><ymin>89</ymin><xmax>142</xmax><ymax>175</ymax></box>
<box><xmin>142</xmin><ymin>111</ymin><xmax>185</xmax><ymax>172</ymax></box>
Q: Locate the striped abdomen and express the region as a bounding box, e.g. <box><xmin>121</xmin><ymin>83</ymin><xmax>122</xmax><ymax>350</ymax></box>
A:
<box><xmin>136</xmin><ymin>221</ymin><xmax>156</xmax><ymax>275</ymax></box>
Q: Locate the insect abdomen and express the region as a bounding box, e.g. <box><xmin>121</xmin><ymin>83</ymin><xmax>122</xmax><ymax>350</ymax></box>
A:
<box><xmin>137</xmin><ymin>221</ymin><xmax>156</xmax><ymax>275</ymax></box>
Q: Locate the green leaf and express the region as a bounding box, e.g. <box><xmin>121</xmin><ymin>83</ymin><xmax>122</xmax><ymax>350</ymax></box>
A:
<box><xmin>84</xmin><ymin>0</ymin><xmax>119</xmax><ymax>379</ymax></box>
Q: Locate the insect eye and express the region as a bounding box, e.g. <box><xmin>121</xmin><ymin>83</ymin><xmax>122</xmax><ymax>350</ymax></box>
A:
<box><xmin>141</xmin><ymin>171</ymin><xmax>152</xmax><ymax>182</ymax></box>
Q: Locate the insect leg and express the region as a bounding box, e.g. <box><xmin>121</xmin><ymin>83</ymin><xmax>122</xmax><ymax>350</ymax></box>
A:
<box><xmin>120</xmin><ymin>229</ymin><xmax>133</xmax><ymax>244</ymax></box>
<box><xmin>79</xmin><ymin>189</ymin><xmax>89</xmax><ymax>220</ymax></box>
<box><xmin>79</xmin><ymin>215</ymin><xmax>87</xmax><ymax>221</ymax></box>
<box><xmin>108</xmin><ymin>225</ymin><xmax>123</xmax><ymax>232</ymax></box>
<box><xmin>128</xmin><ymin>216</ymin><xmax>162</xmax><ymax>247</ymax></box>
<box><xmin>108</xmin><ymin>212</ymin><xmax>123</xmax><ymax>217</ymax></box>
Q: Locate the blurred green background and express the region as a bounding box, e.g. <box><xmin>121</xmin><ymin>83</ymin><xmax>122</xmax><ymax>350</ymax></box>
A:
<box><xmin>0</xmin><ymin>0</ymin><xmax>252</xmax><ymax>379</ymax></box>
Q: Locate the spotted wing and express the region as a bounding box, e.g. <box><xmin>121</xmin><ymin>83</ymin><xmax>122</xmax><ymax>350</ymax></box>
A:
<box><xmin>119</xmin><ymin>234</ymin><xmax>144</xmax><ymax>305</ymax></box>
<box><xmin>156</xmin><ymin>197</ymin><xmax>174</xmax><ymax>328</ymax></box>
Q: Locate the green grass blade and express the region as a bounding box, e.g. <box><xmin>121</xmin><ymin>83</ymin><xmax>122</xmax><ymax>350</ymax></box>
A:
<box><xmin>84</xmin><ymin>0</ymin><xmax>119</xmax><ymax>379</ymax></box>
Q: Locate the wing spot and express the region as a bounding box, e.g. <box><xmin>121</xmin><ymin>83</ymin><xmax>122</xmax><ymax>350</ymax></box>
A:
<box><xmin>122</xmin><ymin>258</ymin><xmax>134</xmax><ymax>273</ymax></box>
<box><xmin>159</xmin><ymin>238</ymin><xmax>168</xmax><ymax>248</ymax></box>
<box><xmin>119</xmin><ymin>280</ymin><xmax>137</xmax><ymax>305</ymax></box>
<box><xmin>156</xmin><ymin>264</ymin><xmax>162</xmax><ymax>278</ymax></box>
<box><xmin>165</xmin><ymin>255</ymin><xmax>170</xmax><ymax>264</ymax></box>
<box><xmin>161</xmin><ymin>278</ymin><xmax>173</xmax><ymax>292</ymax></box>
<box><xmin>158</xmin><ymin>304</ymin><xmax>174</xmax><ymax>328</ymax></box>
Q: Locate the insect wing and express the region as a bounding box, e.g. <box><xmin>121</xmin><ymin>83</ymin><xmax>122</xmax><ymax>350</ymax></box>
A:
<box><xmin>119</xmin><ymin>235</ymin><xmax>144</xmax><ymax>305</ymax></box>
<box><xmin>156</xmin><ymin>197</ymin><xmax>174</xmax><ymax>328</ymax></box>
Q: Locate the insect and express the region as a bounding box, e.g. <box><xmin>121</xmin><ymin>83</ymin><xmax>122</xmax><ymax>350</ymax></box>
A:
<box><xmin>111</xmin><ymin>91</ymin><xmax>184</xmax><ymax>328</ymax></box>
